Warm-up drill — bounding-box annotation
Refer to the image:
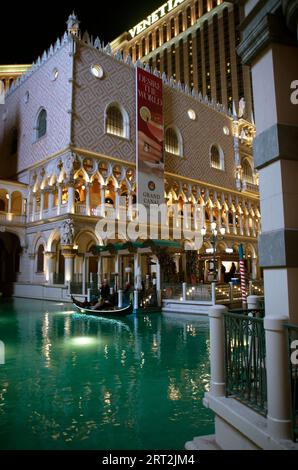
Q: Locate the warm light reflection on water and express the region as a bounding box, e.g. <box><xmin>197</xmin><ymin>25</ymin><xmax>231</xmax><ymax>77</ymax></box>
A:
<box><xmin>0</xmin><ymin>298</ymin><xmax>214</xmax><ymax>450</ymax></box>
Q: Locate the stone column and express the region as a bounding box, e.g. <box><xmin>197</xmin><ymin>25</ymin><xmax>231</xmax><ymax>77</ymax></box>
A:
<box><xmin>48</xmin><ymin>190</ymin><xmax>54</xmax><ymax>215</ymax></box>
<box><xmin>252</xmin><ymin>257</ymin><xmax>258</xmax><ymax>280</ymax></box>
<box><xmin>232</xmin><ymin>210</ymin><xmax>237</xmax><ymax>235</ymax></box>
<box><xmin>127</xmin><ymin>191</ymin><xmax>133</xmax><ymax>221</ymax></box>
<box><xmin>134</xmin><ymin>253</ymin><xmax>141</xmax><ymax>290</ymax></box>
<box><xmin>67</xmin><ymin>185</ymin><xmax>75</xmax><ymax>214</ymax></box>
<box><xmin>264</xmin><ymin>317</ymin><xmax>292</xmax><ymax>439</ymax></box>
<box><xmin>217</xmin><ymin>207</ymin><xmax>222</xmax><ymax>232</ymax></box>
<box><xmin>7</xmin><ymin>193</ymin><xmax>12</xmax><ymax>213</ymax></box>
<box><xmin>57</xmin><ymin>184</ymin><xmax>62</xmax><ymax>215</ymax></box>
<box><xmin>28</xmin><ymin>253</ymin><xmax>35</xmax><ymax>283</ymax></box>
<box><xmin>39</xmin><ymin>190</ymin><xmax>44</xmax><ymax>220</ymax></box>
<box><xmin>245</xmin><ymin>211</ymin><xmax>250</xmax><ymax>237</ymax></box>
<box><xmin>82</xmin><ymin>255</ymin><xmax>86</xmax><ymax>296</ymax></box>
<box><xmin>225</xmin><ymin>209</ymin><xmax>229</xmax><ymax>234</ymax></box>
<box><xmin>32</xmin><ymin>193</ymin><xmax>37</xmax><ymax>222</ymax></box>
<box><xmin>201</xmin><ymin>202</ymin><xmax>205</xmax><ymax>229</ymax></box>
<box><xmin>239</xmin><ymin>210</ymin><xmax>244</xmax><ymax>236</ymax></box>
<box><xmin>209</xmin><ymin>205</ymin><xmax>214</xmax><ymax>225</ymax></box>
<box><xmin>85</xmin><ymin>183</ymin><xmax>91</xmax><ymax>216</ymax></box>
<box><xmin>251</xmin><ymin>212</ymin><xmax>256</xmax><ymax>238</ymax></box>
<box><xmin>115</xmin><ymin>188</ymin><xmax>120</xmax><ymax>220</ymax></box>
<box><xmin>238</xmin><ymin>0</ymin><xmax>298</xmax><ymax>443</ymax></box>
<box><xmin>23</xmin><ymin>194</ymin><xmax>30</xmax><ymax>222</ymax></box>
<box><xmin>62</xmin><ymin>246</ymin><xmax>76</xmax><ymax>283</ymax></box>
<box><xmin>194</xmin><ymin>203</ymin><xmax>199</xmax><ymax>230</ymax></box>
<box><xmin>45</xmin><ymin>251</ymin><xmax>56</xmax><ymax>284</ymax></box>
<box><xmin>208</xmin><ymin>305</ymin><xmax>228</xmax><ymax>397</ymax></box>
<box><xmin>100</xmin><ymin>185</ymin><xmax>106</xmax><ymax>217</ymax></box>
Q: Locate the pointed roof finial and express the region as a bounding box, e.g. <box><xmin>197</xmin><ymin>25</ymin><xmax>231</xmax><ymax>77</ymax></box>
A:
<box><xmin>67</xmin><ymin>12</ymin><xmax>80</xmax><ymax>37</ymax></box>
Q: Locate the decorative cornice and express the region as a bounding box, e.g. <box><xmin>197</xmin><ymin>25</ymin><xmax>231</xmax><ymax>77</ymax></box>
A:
<box><xmin>237</xmin><ymin>0</ymin><xmax>296</xmax><ymax>65</ymax></box>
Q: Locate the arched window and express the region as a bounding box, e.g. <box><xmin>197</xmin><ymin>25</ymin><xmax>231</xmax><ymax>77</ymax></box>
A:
<box><xmin>165</xmin><ymin>127</ymin><xmax>183</xmax><ymax>156</ymax></box>
<box><xmin>35</xmin><ymin>109</ymin><xmax>47</xmax><ymax>140</ymax></box>
<box><xmin>210</xmin><ymin>144</ymin><xmax>224</xmax><ymax>170</ymax></box>
<box><xmin>105</xmin><ymin>104</ymin><xmax>129</xmax><ymax>138</ymax></box>
<box><xmin>37</xmin><ymin>245</ymin><xmax>44</xmax><ymax>273</ymax></box>
<box><xmin>242</xmin><ymin>159</ymin><xmax>254</xmax><ymax>183</ymax></box>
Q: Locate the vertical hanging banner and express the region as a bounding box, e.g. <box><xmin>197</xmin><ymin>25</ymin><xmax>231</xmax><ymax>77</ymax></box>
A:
<box><xmin>238</xmin><ymin>243</ymin><xmax>247</xmax><ymax>308</ymax></box>
<box><xmin>136</xmin><ymin>67</ymin><xmax>165</xmax><ymax>211</ymax></box>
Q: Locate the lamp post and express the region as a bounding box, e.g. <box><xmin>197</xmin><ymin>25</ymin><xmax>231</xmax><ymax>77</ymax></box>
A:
<box><xmin>201</xmin><ymin>222</ymin><xmax>226</xmax><ymax>281</ymax></box>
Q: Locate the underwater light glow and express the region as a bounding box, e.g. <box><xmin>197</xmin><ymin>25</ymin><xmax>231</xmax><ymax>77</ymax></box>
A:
<box><xmin>70</xmin><ymin>337</ymin><xmax>99</xmax><ymax>347</ymax></box>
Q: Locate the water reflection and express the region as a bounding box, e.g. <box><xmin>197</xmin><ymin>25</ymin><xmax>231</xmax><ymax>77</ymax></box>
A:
<box><xmin>0</xmin><ymin>298</ymin><xmax>213</xmax><ymax>450</ymax></box>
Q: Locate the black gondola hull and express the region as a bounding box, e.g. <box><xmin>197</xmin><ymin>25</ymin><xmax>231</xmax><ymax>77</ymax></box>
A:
<box><xmin>72</xmin><ymin>296</ymin><xmax>133</xmax><ymax>317</ymax></box>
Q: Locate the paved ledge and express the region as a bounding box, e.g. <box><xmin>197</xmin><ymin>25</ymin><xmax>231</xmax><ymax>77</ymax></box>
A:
<box><xmin>198</xmin><ymin>393</ymin><xmax>298</xmax><ymax>450</ymax></box>
<box><xmin>185</xmin><ymin>435</ymin><xmax>221</xmax><ymax>451</ymax></box>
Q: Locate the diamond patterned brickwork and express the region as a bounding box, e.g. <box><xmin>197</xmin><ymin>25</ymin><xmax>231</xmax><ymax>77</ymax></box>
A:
<box><xmin>163</xmin><ymin>86</ymin><xmax>237</xmax><ymax>189</ymax></box>
<box><xmin>73</xmin><ymin>43</ymin><xmax>238</xmax><ymax>191</ymax></box>
<box><xmin>0</xmin><ymin>44</ymin><xmax>72</xmax><ymax>179</ymax></box>
<box><xmin>0</xmin><ymin>39</ymin><xmax>242</xmax><ymax>193</ymax></box>
<box><xmin>72</xmin><ymin>45</ymin><xmax>136</xmax><ymax>163</ymax></box>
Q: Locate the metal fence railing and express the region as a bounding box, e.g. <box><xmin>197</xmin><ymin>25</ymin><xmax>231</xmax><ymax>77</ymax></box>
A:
<box><xmin>249</xmin><ymin>280</ymin><xmax>264</xmax><ymax>296</ymax></box>
<box><xmin>215</xmin><ymin>284</ymin><xmax>231</xmax><ymax>303</ymax></box>
<box><xmin>285</xmin><ymin>323</ymin><xmax>298</xmax><ymax>442</ymax></box>
<box><xmin>53</xmin><ymin>273</ymin><xmax>65</xmax><ymax>285</ymax></box>
<box><xmin>224</xmin><ymin>310</ymin><xmax>267</xmax><ymax>416</ymax></box>
<box><xmin>162</xmin><ymin>284</ymin><xmax>183</xmax><ymax>300</ymax></box>
<box><xmin>186</xmin><ymin>284</ymin><xmax>212</xmax><ymax>301</ymax></box>
<box><xmin>161</xmin><ymin>282</ymin><xmax>264</xmax><ymax>305</ymax></box>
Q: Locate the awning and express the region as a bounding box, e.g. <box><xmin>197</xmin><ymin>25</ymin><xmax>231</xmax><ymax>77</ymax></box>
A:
<box><xmin>142</xmin><ymin>240</ymin><xmax>183</xmax><ymax>252</ymax></box>
<box><xmin>92</xmin><ymin>240</ymin><xmax>183</xmax><ymax>256</ymax></box>
<box><xmin>199</xmin><ymin>253</ymin><xmax>239</xmax><ymax>262</ymax></box>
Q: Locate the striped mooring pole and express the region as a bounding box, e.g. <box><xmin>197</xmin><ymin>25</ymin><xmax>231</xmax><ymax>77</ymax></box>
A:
<box><xmin>238</xmin><ymin>244</ymin><xmax>247</xmax><ymax>308</ymax></box>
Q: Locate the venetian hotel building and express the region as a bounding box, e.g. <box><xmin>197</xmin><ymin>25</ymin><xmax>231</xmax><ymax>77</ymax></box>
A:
<box><xmin>0</xmin><ymin>11</ymin><xmax>260</xmax><ymax>303</ymax></box>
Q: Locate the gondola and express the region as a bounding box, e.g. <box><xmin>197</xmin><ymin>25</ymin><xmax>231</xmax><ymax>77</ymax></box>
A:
<box><xmin>71</xmin><ymin>296</ymin><xmax>133</xmax><ymax>317</ymax></box>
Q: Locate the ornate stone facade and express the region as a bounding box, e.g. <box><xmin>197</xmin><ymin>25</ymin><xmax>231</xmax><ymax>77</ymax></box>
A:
<box><xmin>0</xmin><ymin>12</ymin><xmax>260</xmax><ymax>300</ymax></box>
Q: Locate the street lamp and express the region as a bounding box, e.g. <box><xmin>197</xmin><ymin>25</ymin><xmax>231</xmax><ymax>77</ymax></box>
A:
<box><xmin>201</xmin><ymin>223</ymin><xmax>226</xmax><ymax>281</ymax></box>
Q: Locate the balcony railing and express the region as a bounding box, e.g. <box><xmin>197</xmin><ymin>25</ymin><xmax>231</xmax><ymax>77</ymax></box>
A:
<box><xmin>285</xmin><ymin>323</ymin><xmax>298</xmax><ymax>442</ymax></box>
<box><xmin>249</xmin><ymin>280</ymin><xmax>264</xmax><ymax>296</ymax></box>
<box><xmin>162</xmin><ymin>282</ymin><xmax>263</xmax><ymax>305</ymax></box>
<box><xmin>224</xmin><ymin>309</ymin><xmax>267</xmax><ymax>416</ymax></box>
<box><xmin>0</xmin><ymin>211</ymin><xmax>26</xmax><ymax>224</ymax></box>
<box><xmin>242</xmin><ymin>181</ymin><xmax>259</xmax><ymax>194</ymax></box>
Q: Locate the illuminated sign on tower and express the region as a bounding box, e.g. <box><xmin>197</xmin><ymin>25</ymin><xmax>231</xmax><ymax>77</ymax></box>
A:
<box><xmin>129</xmin><ymin>0</ymin><xmax>186</xmax><ymax>38</ymax></box>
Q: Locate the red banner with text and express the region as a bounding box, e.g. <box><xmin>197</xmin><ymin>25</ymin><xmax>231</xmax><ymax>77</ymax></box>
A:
<box><xmin>136</xmin><ymin>67</ymin><xmax>164</xmax><ymax>210</ymax></box>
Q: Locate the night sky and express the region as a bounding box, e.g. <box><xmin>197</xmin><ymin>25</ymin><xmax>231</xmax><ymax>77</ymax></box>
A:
<box><xmin>0</xmin><ymin>0</ymin><xmax>163</xmax><ymax>65</ymax></box>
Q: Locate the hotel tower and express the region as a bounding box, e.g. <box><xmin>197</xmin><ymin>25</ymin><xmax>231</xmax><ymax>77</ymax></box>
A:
<box><xmin>112</xmin><ymin>0</ymin><xmax>253</xmax><ymax>118</ymax></box>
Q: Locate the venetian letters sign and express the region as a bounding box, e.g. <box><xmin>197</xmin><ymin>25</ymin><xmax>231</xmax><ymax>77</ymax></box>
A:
<box><xmin>129</xmin><ymin>0</ymin><xmax>186</xmax><ymax>39</ymax></box>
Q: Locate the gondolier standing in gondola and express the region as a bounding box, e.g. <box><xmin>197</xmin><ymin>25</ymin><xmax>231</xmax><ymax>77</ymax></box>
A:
<box><xmin>100</xmin><ymin>279</ymin><xmax>110</xmax><ymax>301</ymax></box>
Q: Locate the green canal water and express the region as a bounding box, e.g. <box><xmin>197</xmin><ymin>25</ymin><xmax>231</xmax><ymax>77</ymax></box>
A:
<box><xmin>0</xmin><ymin>299</ymin><xmax>214</xmax><ymax>450</ymax></box>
